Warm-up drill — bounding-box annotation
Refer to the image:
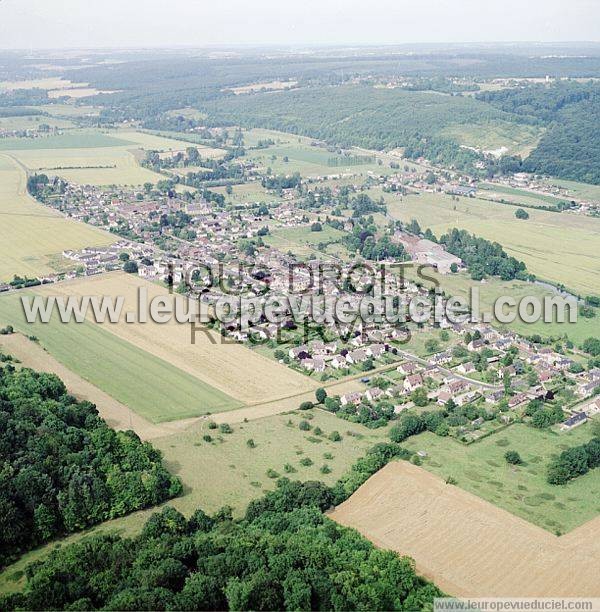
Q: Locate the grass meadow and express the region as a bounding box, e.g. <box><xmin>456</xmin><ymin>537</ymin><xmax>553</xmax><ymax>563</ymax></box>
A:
<box><xmin>403</xmin><ymin>267</ymin><xmax>599</xmax><ymax>344</ymax></box>
<box><xmin>265</xmin><ymin>225</ymin><xmax>346</xmax><ymax>257</ymax></box>
<box><xmin>0</xmin><ymin>130</ymin><xmax>132</xmax><ymax>150</ymax></box>
<box><xmin>403</xmin><ymin>422</ymin><xmax>600</xmax><ymax>533</ymax></box>
<box><xmin>382</xmin><ymin>190</ymin><xmax>600</xmax><ymax>296</ymax></box>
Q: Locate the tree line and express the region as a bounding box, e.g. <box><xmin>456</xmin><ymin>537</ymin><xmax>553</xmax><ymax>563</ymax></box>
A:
<box><xmin>1</xmin><ymin>443</ymin><xmax>442</xmax><ymax>611</ymax></box>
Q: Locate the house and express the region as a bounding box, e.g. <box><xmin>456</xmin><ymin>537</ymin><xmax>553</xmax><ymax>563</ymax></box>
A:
<box><xmin>346</xmin><ymin>349</ymin><xmax>368</xmax><ymax>364</ymax></box>
<box><xmin>485</xmin><ymin>390</ymin><xmax>504</xmax><ymax>404</ymax></box>
<box><xmin>539</xmin><ymin>370</ymin><xmax>555</xmax><ymax>384</ymax></box>
<box><xmin>340</xmin><ymin>391</ymin><xmax>363</xmax><ymax>406</ymax></box>
<box><xmin>561</xmin><ymin>411</ymin><xmax>588</xmax><ymax>431</ymax></box>
<box><xmin>457</xmin><ymin>362</ymin><xmax>475</xmax><ymax>375</ymax></box>
<box><xmin>289</xmin><ymin>345</ymin><xmax>310</xmax><ymax>360</ymax></box>
<box><xmin>437</xmin><ymin>390</ymin><xmax>452</xmax><ymax>405</ymax></box>
<box><xmin>330</xmin><ymin>355</ymin><xmax>347</xmax><ymax>369</ymax></box>
<box><xmin>397</xmin><ymin>362</ymin><xmax>418</xmax><ymax>376</ymax></box>
<box><xmin>350</xmin><ymin>335</ymin><xmax>365</xmax><ymax>347</ymax></box>
<box><xmin>366</xmin><ymin>343</ymin><xmax>386</xmax><ymax>358</ymax></box>
<box><xmin>404</xmin><ymin>374</ymin><xmax>424</xmax><ymax>393</ymax></box>
<box><xmin>508</xmin><ymin>393</ymin><xmax>528</xmax><ymax>409</ymax></box>
<box><xmin>448</xmin><ymin>379</ymin><xmax>469</xmax><ymax>394</ymax></box>
<box><xmin>301</xmin><ymin>357</ymin><xmax>326</xmax><ymax>373</ymax></box>
<box><xmin>455</xmin><ymin>391</ymin><xmax>480</xmax><ymax>406</ymax></box>
<box><xmin>577</xmin><ymin>381</ymin><xmax>598</xmax><ymax>398</ymax></box>
<box><xmin>430</xmin><ymin>351</ymin><xmax>452</xmax><ymax>366</ymax></box>
<box><xmin>365</xmin><ymin>388</ymin><xmax>384</xmax><ymax>402</ymax></box>
<box><xmin>468</xmin><ymin>339</ymin><xmax>486</xmax><ymax>351</ymax></box>
<box><xmin>583</xmin><ymin>398</ymin><xmax>600</xmax><ymax>416</ymax></box>
<box><xmin>554</xmin><ymin>357</ymin><xmax>574</xmax><ymax>371</ymax></box>
<box><xmin>310</xmin><ymin>340</ymin><xmax>337</xmax><ymax>355</ymax></box>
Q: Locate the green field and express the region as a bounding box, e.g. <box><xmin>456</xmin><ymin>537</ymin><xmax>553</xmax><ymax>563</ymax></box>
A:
<box><xmin>243</xmin><ymin>127</ymin><xmax>392</xmax><ymax>177</ymax></box>
<box><xmin>478</xmin><ymin>183</ymin><xmax>568</xmax><ymax>208</ymax></box>
<box><xmin>440</xmin><ymin>121</ymin><xmax>543</xmax><ymax>157</ymax></box>
<box><xmin>0</xmin><ymin>292</ymin><xmax>241</xmax><ymax>421</ymax></box>
<box><xmin>0</xmin><ymin>153</ymin><xmax>114</xmax><ymax>280</ymax></box>
<box><xmin>0</xmin><ymin>130</ymin><xmax>133</xmax><ymax>150</ymax></box>
<box><xmin>265</xmin><ymin>224</ymin><xmax>346</xmax><ymax>257</ymax></box>
<box><xmin>212</xmin><ymin>182</ymin><xmax>282</xmax><ymax>205</ymax></box>
<box><xmin>403</xmin><ymin>422</ymin><xmax>600</xmax><ymax>533</ymax></box>
<box><xmin>382</xmin><ymin>190</ymin><xmax>600</xmax><ymax>296</ymax></box>
<box><xmin>543</xmin><ymin>178</ymin><xmax>600</xmax><ymax>202</ymax></box>
<box><xmin>154</xmin><ymin>409</ymin><xmax>390</xmax><ymax>516</ymax></box>
<box><xmin>0</xmin><ymin>115</ymin><xmax>76</xmax><ymax>131</ymax></box>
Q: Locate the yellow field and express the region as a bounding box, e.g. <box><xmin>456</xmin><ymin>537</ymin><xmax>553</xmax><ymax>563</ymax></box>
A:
<box><xmin>0</xmin><ymin>77</ymin><xmax>87</xmax><ymax>91</ymax></box>
<box><xmin>47</xmin><ymin>87</ymin><xmax>116</xmax><ymax>99</ymax></box>
<box><xmin>9</xmin><ymin>146</ymin><xmax>161</xmax><ymax>186</ymax></box>
<box><xmin>383</xmin><ymin>190</ymin><xmax>600</xmax><ymax>295</ymax></box>
<box><xmin>0</xmin><ymin>153</ymin><xmax>113</xmax><ymax>280</ymax></box>
<box><xmin>1</xmin><ymin>128</ymin><xmax>225</xmax><ymax>187</ymax></box>
<box><xmin>331</xmin><ymin>461</ymin><xmax>600</xmax><ymax>597</ymax></box>
<box><xmin>33</xmin><ymin>272</ymin><xmax>317</xmax><ymax>404</ymax></box>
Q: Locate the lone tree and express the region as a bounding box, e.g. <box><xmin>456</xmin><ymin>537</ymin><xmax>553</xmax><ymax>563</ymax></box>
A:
<box><xmin>505</xmin><ymin>450</ymin><xmax>523</xmax><ymax>465</ymax></box>
<box><xmin>315</xmin><ymin>388</ymin><xmax>327</xmax><ymax>404</ymax></box>
<box><xmin>123</xmin><ymin>260</ymin><xmax>138</xmax><ymax>274</ymax></box>
<box><xmin>515</xmin><ymin>208</ymin><xmax>529</xmax><ymax>220</ymax></box>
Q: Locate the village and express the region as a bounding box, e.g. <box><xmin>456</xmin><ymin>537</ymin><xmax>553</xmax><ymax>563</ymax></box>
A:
<box><xmin>7</xmin><ymin>162</ymin><xmax>599</xmax><ymax>447</ymax></box>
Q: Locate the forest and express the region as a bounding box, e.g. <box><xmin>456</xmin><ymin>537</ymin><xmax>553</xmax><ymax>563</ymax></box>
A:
<box><xmin>479</xmin><ymin>81</ymin><xmax>600</xmax><ymax>184</ymax></box>
<box><xmin>0</xmin><ymin>364</ymin><xmax>182</xmax><ymax>565</ymax></box>
<box><xmin>1</xmin><ymin>443</ymin><xmax>442</xmax><ymax>611</ymax></box>
<box><xmin>438</xmin><ymin>228</ymin><xmax>528</xmax><ymax>281</ymax></box>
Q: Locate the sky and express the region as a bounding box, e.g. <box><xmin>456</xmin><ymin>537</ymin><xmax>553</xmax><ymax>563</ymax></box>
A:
<box><xmin>0</xmin><ymin>0</ymin><xmax>599</xmax><ymax>49</ymax></box>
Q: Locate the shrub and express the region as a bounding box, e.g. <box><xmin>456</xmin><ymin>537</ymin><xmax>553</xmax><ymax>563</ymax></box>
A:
<box><xmin>505</xmin><ymin>450</ymin><xmax>523</xmax><ymax>465</ymax></box>
<box><xmin>219</xmin><ymin>423</ymin><xmax>233</xmax><ymax>434</ymax></box>
<box><xmin>299</xmin><ymin>401</ymin><xmax>314</xmax><ymax>411</ymax></box>
<box><xmin>299</xmin><ymin>420</ymin><xmax>311</xmax><ymax>431</ymax></box>
<box><xmin>329</xmin><ymin>431</ymin><xmax>342</xmax><ymax>442</ymax></box>
<box><xmin>515</xmin><ymin>208</ymin><xmax>529</xmax><ymax>220</ymax></box>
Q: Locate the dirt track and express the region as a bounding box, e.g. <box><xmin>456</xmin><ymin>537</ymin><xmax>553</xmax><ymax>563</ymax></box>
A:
<box><xmin>330</xmin><ymin>461</ymin><xmax>600</xmax><ymax>597</ymax></box>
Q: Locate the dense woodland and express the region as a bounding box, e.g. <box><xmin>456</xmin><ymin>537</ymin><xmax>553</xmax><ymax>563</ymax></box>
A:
<box><xmin>1</xmin><ymin>443</ymin><xmax>442</xmax><ymax>611</ymax></box>
<box><xmin>479</xmin><ymin>81</ymin><xmax>600</xmax><ymax>184</ymax></box>
<box><xmin>438</xmin><ymin>228</ymin><xmax>528</xmax><ymax>281</ymax></box>
<box><xmin>0</xmin><ymin>364</ymin><xmax>182</xmax><ymax>565</ymax></box>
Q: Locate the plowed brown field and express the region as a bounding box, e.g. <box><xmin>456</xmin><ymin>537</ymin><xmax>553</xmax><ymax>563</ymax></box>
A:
<box><xmin>330</xmin><ymin>461</ymin><xmax>600</xmax><ymax>597</ymax></box>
